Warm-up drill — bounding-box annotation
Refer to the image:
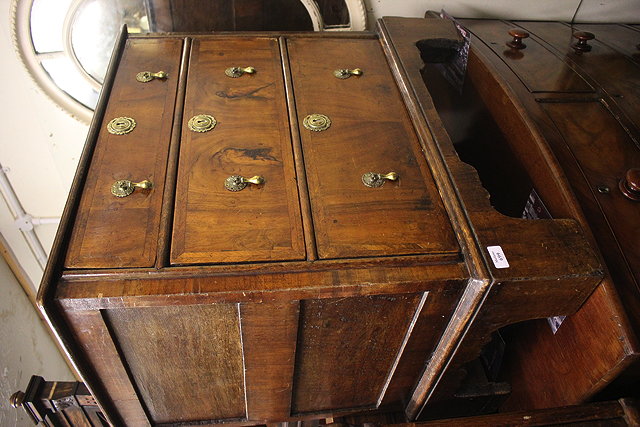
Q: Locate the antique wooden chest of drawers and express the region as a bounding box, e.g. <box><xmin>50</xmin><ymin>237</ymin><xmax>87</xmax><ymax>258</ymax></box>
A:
<box><xmin>38</xmin><ymin>19</ymin><xmax>603</xmax><ymax>425</ymax></box>
<box><xmin>419</xmin><ymin>14</ymin><xmax>640</xmax><ymax>410</ymax></box>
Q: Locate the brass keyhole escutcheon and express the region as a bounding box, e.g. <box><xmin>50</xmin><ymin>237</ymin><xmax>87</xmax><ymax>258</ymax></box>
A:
<box><xmin>111</xmin><ymin>179</ymin><xmax>153</xmax><ymax>197</ymax></box>
<box><xmin>362</xmin><ymin>172</ymin><xmax>398</xmax><ymax>188</ymax></box>
<box><xmin>188</xmin><ymin>114</ymin><xmax>217</xmax><ymax>133</ymax></box>
<box><xmin>333</xmin><ymin>68</ymin><xmax>363</xmax><ymax>79</ymax></box>
<box><xmin>303</xmin><ymin>114</ymin><xmax>331</xmax><ymax>132</ymax></box>
<box><xmin>224</xmin><ymin>175</ymin><xmax>264</xmax><ymax>192</ymax></box>
<box><xmin>136</xmin><ymin>71</ymin><xmax>168</xmax><ymax>82</ymax></box>
<box><xmin>107</xmin><ymin>117</ymin><xmax>136</xmax><ymax>135</ymax></box>
<box><xmin>225</xmin><ymin>66</ymin><xmax>256</xmax><ymax>78</ymax></box>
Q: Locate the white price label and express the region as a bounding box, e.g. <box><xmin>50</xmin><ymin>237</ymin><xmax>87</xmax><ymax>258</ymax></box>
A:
<box><xmin>487</xmin><ymin>246</ymin><xmax>509</xmax><ymax>269</ymax></box>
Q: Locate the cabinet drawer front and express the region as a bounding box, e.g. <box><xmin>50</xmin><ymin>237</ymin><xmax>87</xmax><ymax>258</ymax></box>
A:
<box><xmin>461</xmin><ymin>20</ymin><xmax>594</xmax><ymax>93</ymax></box>
<box><xmin>541</xmin><ymin>101</ymin><xmax>640</xmax><ymax>284</ymax></box>
<box><xmin>171</xmin><ymin>38</ymin><xmax>305</xmax><ymax>264</ymax></box>
<box><xmin>287</xmin><ymin>38</ymin><xmax>458</xmax><ymax>259</ymax></box>
<box><xmin>65</xmin><ymin>38</ymin><xmax>182</xmax><ymax>268</ymax></box>
<box><xmin>519</xmin><ymin>21</ymin><xmax>640</xmax><ymax>132</ymax></box>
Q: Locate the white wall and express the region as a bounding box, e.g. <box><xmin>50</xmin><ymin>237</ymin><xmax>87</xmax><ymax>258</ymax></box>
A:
<box><xmin>0</xmin><ymin>255</ymin><xmax>74</xmax><ymax>427</ymax></box>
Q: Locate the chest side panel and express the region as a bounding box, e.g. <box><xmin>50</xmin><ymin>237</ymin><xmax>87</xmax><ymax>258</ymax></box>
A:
<box><xmin>65</xmin><ymin>38</ymin><xmax>182</xmax><ymax>268</ymax></box>
<box><xmin>287</xmin><ymin>38</ymin><xmax>458</xmax><ymax>259</ymax></box>
<box><xmin>171</xmin><ymin>38</ymin><xmax>305</xmax><ymax>264</ymax></box>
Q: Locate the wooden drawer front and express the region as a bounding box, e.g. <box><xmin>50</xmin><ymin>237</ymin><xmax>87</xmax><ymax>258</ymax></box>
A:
<box><xmin>65</xmin><ymin>39</ymin><xmax>182</xmax><ymax>268</ymax></box>
<box><xmin>519</xmin><ymin>22</ymin><xmax>640</xmax><ymax>132</ymax></box>
<box><xmin>573</xmin><ymin>24</ymin><xmax>640</xmax><ymax>65</ymax></box>
<box><xmin>461</xmin><ymin>20</ymin><xmax>593</xmax><ymax>93</ymax></box>
<box><xmin>292</xmin><ymin>293</ymin><xmax>426</xmax><ymax>414</ymax></box>
<box><xmin>541</xmin><ymin>101</ymin><xmax>640</xmax><ymax>283</ymax></box>
<box><xmin>172</xmin><ymin>38</ymin><xmax>305</xmax><ymax>264</ymax></box>
<box><xmin>104</xmin><ymin>304</ymin><xmax>246</xmax><ymax>424</ymax></box>
<box><xmin>287</xmin><ymin>38</ymin><xmax>458</xmax><ymax>259</ymax></box>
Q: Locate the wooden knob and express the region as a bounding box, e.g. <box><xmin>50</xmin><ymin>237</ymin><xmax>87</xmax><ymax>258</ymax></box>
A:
<box><xmin>619</xmin><ymin>168</ymin><xmax>640</xmax><ymax>201</ymax></box>
<box><xmin>572</xmin><ymin>31</ymin><xmax>595</xmax><ymax>52</ymax></box>
<box><xmin>507</xmin><ymin>28</ymin><xmax>529</xmax><ymax>49</ymax></box>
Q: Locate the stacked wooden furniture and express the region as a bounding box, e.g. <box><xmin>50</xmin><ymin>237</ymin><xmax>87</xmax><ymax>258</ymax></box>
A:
<box><xmin>421</xmin><ymin>14</ymin><xmax>640</xmax><ymax>410</ymax></box>
<box><xmin>38</xmin><ymin>20</ymin><xmax>602</xmax><ymax>425</ymax></box>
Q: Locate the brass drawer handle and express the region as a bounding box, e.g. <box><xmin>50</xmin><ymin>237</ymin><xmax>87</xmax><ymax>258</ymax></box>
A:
<box><xmin>225</xmin><ymin>66</ymin><xmax>256</xmax><ymax>78</ymax></box>
<box><xmin>225</xmin><ymin>175</ymin><xmax>264</xmax><ymax>192</ymax></box>
<box><xmin>111</xmin><ymin>179</ymin><xmax>153</xmax><ymax>197</ymax></box>
<box><xmin>362</xmin><ymin>172</ymin><xmax>398</xmax><ymax>188</ymax></box>
<box><xmin>136</xmin><ymin>71</ymin><xmax>168</xmax><ymax>82</ymax></box>
<box><xmin>334</xmin><ymin>68</ymin><xmax>363</xmax><ymax>79</ymax></box>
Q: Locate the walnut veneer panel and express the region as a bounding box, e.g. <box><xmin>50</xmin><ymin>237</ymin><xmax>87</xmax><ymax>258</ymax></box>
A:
<box><xmin>287</xmin><ymin>38</ymin><xmax>458</xmax><ymax>259</ymax></box>
<box><xmin>461</xmin><ymin>20</ymin><xmax>593</xmax><ymax>93</ymax></box>
<box><xmin>104</xmin><ymin>304</ymin><xmax>246</xmax><ymax>424</ymax></box>
<box><xmin>65</xmin><ymin>38</ymin><xmax>182</xmax><ymax>268</ymax></box>
<box><xmin>172</xmin><ymin>38</ymin><xmax>305</xmax><ymax>264</ymax></box>
<box><xmin>292</xmin><ymin>293</ymin><xmax>425</xmax><ymax>414</ymax></box>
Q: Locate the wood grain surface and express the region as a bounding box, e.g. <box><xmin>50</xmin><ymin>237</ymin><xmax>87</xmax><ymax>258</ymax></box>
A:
<box><xmin>65</xmin><ymin>38</ymin><xmax>183</xmax><ymax>268</ymax></box>
<box><xmin>461</xmin><ymin>20</ymin><xmax>594</xmax><ymax>93</ymax></box>
<box><xmin>292</xmin><ymin>293</ymin><xmax>425</xmax><ymax>414</ymax></box>
<box><xmin>105</xmin><ymin>304</ymin><xmax>246</xmax><ymax>424</ymax></box>
<box><xmin>172</xmin><ymin>38</ymin><xmax>305</xmax><ymax>264</ymax></box>
<box><xmin>287</xmin><ymin>37</ymin><xmax>458</xmax><ymax>259</ymax></box>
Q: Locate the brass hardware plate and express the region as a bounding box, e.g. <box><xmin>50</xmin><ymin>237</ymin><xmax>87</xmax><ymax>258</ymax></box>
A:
<box><xmin>107</xmin><ymin>117</ymin><xmax>136</xmax><ymax>135</ymax></box>
<box><xmin>188</xmin><ymin>114</ymin><xmax>217</xmax><ymax>132</ymax></box>
<box><xmin>136</xmin><ymin>71</ymin><xmax>168</xmax><ymax>82</ymax></box>
<box><xmin>333</xmin><ymin>68</ymin><xmax>363</xmax><ymax>79</ymax></box>
<box><xmin>303</xmin><ymin>114</ymin><xmax>331</xmax><ymax>132</ymax></box>
<box><xmin>111</xmin><ymin>179</ymin><xmax>153</xmax><ymax>197</ymax></box>
<box><xmin>225</xmin><ymin>175</ymin><xmax>264</xmax><ymax>192</ymax></box>
<box><xmin>362</xmin><ymin>172</ymin><xmax>398</xmax><ymax>188</ymax></box>
<box><xmin>225</xmin><ymin>66</ymin><xmax>256</xmax><ymax>78</ymax></box>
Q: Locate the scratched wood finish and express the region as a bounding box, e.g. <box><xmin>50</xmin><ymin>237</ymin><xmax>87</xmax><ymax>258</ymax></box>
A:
<box><xmin>287</xmin><ymin>38</ymin><xmax>458</xmax><ymax>259</ymax></box>
<box><xmin>172</xmin><ymin>38</ymin><xmax>305</xmax><ymax>264</ymax></box>
<box><xmin>460</xmin><ymin>20</ymin><xmax>593</xmax><ymax>93</ymax></box>
<box><xmin>104</xmin><ymin>304</ymin><xmax>246</xmax><ymax>424</ymax></box>
<box><xmin>65</xmin><ymin>39</ymin><xmax>182</xmax><ymax>268</ymax></box>
<box><xmin>292</xmin><ymin>293</ymin><xmax>425</xmax><ymax>413</ymax></box>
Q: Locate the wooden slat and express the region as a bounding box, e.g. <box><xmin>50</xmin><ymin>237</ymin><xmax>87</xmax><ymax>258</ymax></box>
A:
<box><xmin>241</xmin><ymin>301</ymin><xmax>300</xmax><ymax>421</ymax></box>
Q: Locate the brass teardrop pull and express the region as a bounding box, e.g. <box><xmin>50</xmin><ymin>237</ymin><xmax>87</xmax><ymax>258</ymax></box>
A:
<box><xmin>362</xmin><ymin>172</ymin><xmax>398</xmax><ymax>188</ymax></box>
<box><xmin>136</xmin><ymin>71</ymin><xmax>168</xmax><ymax>82</ymax></box>
<box><xmin>224</xmin><ymin>175</ymin><xmax>264</xmax><ymax>192</ymax></box>
<box><xmin>333</xmin><ymin>68</ymin><xmax>363</xmax><ymax>79</ymax></box>
<box><xmin>225</xmin><ymin>66</ymin><xmax>256</xmax><ymax>78</ymax></box>
<box><xmin>111</xmin><ymin>179</ymin><xmax>153</xmax><ymax>197</ymax></box>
